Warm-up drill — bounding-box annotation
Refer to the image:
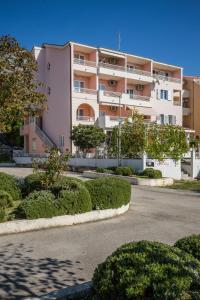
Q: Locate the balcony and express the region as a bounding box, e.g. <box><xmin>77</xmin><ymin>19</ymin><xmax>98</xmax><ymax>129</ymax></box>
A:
<box><xmin>98</xmin><ymin>90</ymin><xmax>151</xmax><ymax>107</ymax></box>
<box><xmin>98</xmin><ymin>115</ymin><xmax>126</xmax><ymax>129</ymax></box>
<box><xmin>76</xmin><ymin>115</ymin><xmax>95</xmax><ymax>122</ymax></box>
<box><xmin>153</xmin><ymin>74</ymin><xmax>181</xmax><ymax>84</ymax></box>
<box><xmin>73</xmin><ymin>58</ymin><xmax>97</xmax><ymax>74</ymax></box>
<box><xmin>73</xmin><ymin>87</ymin><xmax>97</xmax><ymax>100</ymax></box>
<box><xmin>126</xmin><ymin>67</ymin><xmax>152</xmax><ymax>82</ymax></box>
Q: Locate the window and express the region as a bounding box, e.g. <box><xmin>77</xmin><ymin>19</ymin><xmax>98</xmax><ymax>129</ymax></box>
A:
<box><xmin>59</xmin><ymin>135</ymin><xmax>65</xmax><ymax>147</ymax></box>
<box><xmin>47</xmin><ymin>62</ymin><xmax>51</xmax><ymax>70</ymax></box>
<box><xmin>160</xmin><ymin>89</ymin><xmax>168</xmax><ymax>100</ymax></box>
<box><xmin>99</xmin><ymin>84</ymin><xmax>106</xmax><ymax>91</ymax></box>
<box><xmin>74</xmin><ymin>80</ymin><xmax>85</xmax><ymax>92</ymax></box>
<box><xmin>74</xmin><ymin>53</ymin><xmax>85</xmax><ymax>64</ymax></box>
<box><xmin>99</xmin><ymin>111</ymin><xmax>106</xmax><ymax>116</ymax></box>
<box><xmin>127</xmin><ymin>89</ymin><xmax>134</xmax><ymax>98</ymax></box>
<box><xmin>29</xmin><ymin>116</ymin><xmax>35</xmax><ymax>124</ymax></box>
<box><xmin>160</xmin><ymin>114</ymin><xmax>176</xmax><ymax>125</ymax></box>
<box><xmin>32</xmin><ymin>139</ymin><xmax>36</xmax><ymax>151</ymax></box>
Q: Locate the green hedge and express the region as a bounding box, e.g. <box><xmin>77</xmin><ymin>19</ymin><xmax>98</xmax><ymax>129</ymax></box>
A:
<box><xmin>175</xmin><ymin>234</ymin><xmax>200</xmax><ymax>261</ymax></box>
<box><xmin>92</xmin><ymin>240</ymin><xmax>200</xmax><ymax>300</ymax></box>
<box><xmin>140</xmin><ymin>168</ymin><xmax>162</xmax><ymax>179</ymax></box>
<box><xmin>51</xmin><ymin>178</ymin><xmax>92</xmax><ymax>215</ymax></box>
<box><xmin>96</xmin><ymin>167</ymin><xmax>114</xmax><ymax>174</ymax></box>
<box><xmin>0</xmin><ymin>172</ymin><xmax>21</xmax><ymax>200</ymax></box>
<box><xmin>0</xmin><ymin>208</ymin><xmax>5</xmax><ymax>222</ymax></box>
<box><xmin>85</xmin><ymin>177</ymin><xmax>131</xmax><ymax>210</ymax></box>
<box><xmin>115</xmin><ymin>166</ymin><xmax>133</xmax><ymax>176</ymax></box>
<box><xmin>0</xmin><ymin>190</ymin><xmax>13</xmax><ymax>208</ymax></box>
<box><xmin>23</xmin><ymin>172</ymin><xmax>46</xmax><ymax>195</ymax></box>
<box><xmin>18</xmin><ymin>190</ymin><xmax>56</xmax><ymax>219</ymax></box>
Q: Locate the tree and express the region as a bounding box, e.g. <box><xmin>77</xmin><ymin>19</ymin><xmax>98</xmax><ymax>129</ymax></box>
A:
<box><xmin>71</xmin><ymin>124</ymin><xmax>106</xmax><ymax>152</ymax></box>
<box><xmin>147</xmin><ymin>124</ymin><xmax>189</xmax><ymax>161</ymax></box>
<box><xmin>108</xmin><ymin>110</ymin><xmax>189</xmax><ymax>161</ymax></box>
<box><xmin>108</xmin><ymin>110</ymin><xmax>146</xmax><ymax>158</ymax></box>
<box><xmin>0</xmin><ymin>35</ymin><xmax>46</xmax><ymax>132</ymax></box>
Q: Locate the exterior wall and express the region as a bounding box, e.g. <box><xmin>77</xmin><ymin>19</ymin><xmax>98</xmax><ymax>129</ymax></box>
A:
<box><xmin>183</xmin><ymin>77</ymin><xmax>200</xmax><ymax>137</ymax></box>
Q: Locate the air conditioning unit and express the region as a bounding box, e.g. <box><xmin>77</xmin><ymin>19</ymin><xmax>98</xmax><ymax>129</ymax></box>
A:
<box><xmin>136</xmin><ymin>84</ymin><xmax>144</xmax><ymax>91</ymax></box>
<box><xmin>108</xmin><ymin>57</ymin><xmax>117</xmax><ymax>65</ymax></box>
<box><xmin>110</xmin><ymin>106</ymin><xmax>117</xmax><ymax>111</ymax></box>
<box><xmin>108</xmin><ymin>80</ymin><xmax>117</xmax><ymax>87</ymax></box>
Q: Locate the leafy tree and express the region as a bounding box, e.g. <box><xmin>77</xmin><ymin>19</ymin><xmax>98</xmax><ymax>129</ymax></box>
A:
<box><xmin>147</xmin><ymin>124</ymin><xmax>189</xmax><ymax>161</ymax></box>
<box><xmin>33</xmin><ymin>148</ymin><xmax>69</xmax><ymax>188</ymax></box>
<box><xmin>71</xmin><ymin>124</ymin><xmax>106</xmax><ymax>152</ymax></box>
<box><xmin>0</xmin><ymin>35</ymin><xmax>46</xmax><ymax>132</ymax></box>
<box><xmin>108</xmin><ymin>110</ymin><xmax>188</xmax><ymax>161</ymax></box>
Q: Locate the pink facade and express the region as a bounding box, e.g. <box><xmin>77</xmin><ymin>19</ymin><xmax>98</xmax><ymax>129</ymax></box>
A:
<box><xmin>21</xmin><ymin>41</ymin><xmax>183</xmax><ymax>154</ymax></box>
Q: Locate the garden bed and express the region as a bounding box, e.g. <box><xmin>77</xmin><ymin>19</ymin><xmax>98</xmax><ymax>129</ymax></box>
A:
<box><xmin>83</xmin><ymin>171</ymin><xmax>173</xmax><ymax>186</ymax></box>
<box><xmin>0</xmin><ymin>203</ymin><xmax>129</xmax><ymax>235</ymax></box>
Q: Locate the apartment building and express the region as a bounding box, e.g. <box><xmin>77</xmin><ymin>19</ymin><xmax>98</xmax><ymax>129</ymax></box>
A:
<box><xmin>183</xmin><ymin>76</ymin><xmax>200</xmax><ymax>137</ymax></box>
<box><xmin>20</xmin><ymin>41</ymin><xmax>183</xmax><ymax>154</ymax></box>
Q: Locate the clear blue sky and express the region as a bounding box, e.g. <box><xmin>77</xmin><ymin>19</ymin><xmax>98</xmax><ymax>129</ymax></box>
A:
<box><xmin>1</xmin><ymin>0</ymin><xmax>200</xmax><ymax>75</ymax></box>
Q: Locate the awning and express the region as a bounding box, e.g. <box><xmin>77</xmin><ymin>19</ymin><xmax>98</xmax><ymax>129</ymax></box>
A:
<box><xmin>127</xmin><ymin>106</ymin><xmax>156</xmax><ymax>116</ymax></box>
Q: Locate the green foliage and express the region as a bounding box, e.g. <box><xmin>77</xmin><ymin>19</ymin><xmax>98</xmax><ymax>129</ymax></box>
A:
<box><xmin>23</xmin><ymin>172</ymin><xmax>46</xmax><ymax>195</ymax></box>
<box><xmin>175</xmin><ymin>234</ymin><xmax>200</xmax><ymax>261</ymax></box>
<box><xmin>108</xmin><ymin>110</ymin><xmax>146</xmax><ymax>158</ymax></box>
<box><xmin>147</xmin><ymin>124</ymin><xmax>189</xmax><ymax>161</ymax></box>
<box><xmin>96</xmin><ymin>167</ymin><xmax>114</xmax><ymax>174</ymax></box>
<box><xmin>92</xmin><ymin>240</ymin><xmax>200</xmax><ymax>300</ymax></box>
<box><xmin>140</xmin><ymin>168</ymin><xmax>162</xmax><ymax>179</ymax></box>
<box><xmin>33</xmin><ymin>148</ymin><xmax>69</xmax><ymax>188</ymax></box>
<box><xmin>0</xmin><ymin>208</ymin><xmax>5</xmax><ymax>222</ymax></box>
<box><xmin>50</xmin><ymin>176</ymin><xmax>84</xmax><ymax>196</ymax></box>
<box><xmin>71</xmin><ymin>124</ymin><xmax>106</xmax><ymax>151</ymax></box>
<box><xmin>53</xmin><ymin>181</ymin><xmax>92</xmax><ymax>215</ymax></box>
<box><xmin>0</xmin><ymin>153</ymin><xmax>11</xmax><ymax>162</ymax></box>
<box><xmin>0</xmin><ymin>172</ymin><xmax>21</xmax><ymax>200</ymax></box>
<box><xmin>115</xmin><ymin>166</ymin><xmax>133</xmax><ymax>176</ymax></box>
<box><xmin>0</xmin><ymin>35</ymin><xmax>46</xmax><ymax>132</ymax></box>
<box><xmin>0</xmin><ymin>190</ymin><xmax>13</xmax><ymax>208</ymax></box>
<box><xmin>18</xmin><ymin>190</ymin><xmax>56</xmax><ymax>219</ymax></box>
<box><xmin>85</xmin><ymin>177</ymin><xmax>131</xmax><ymax>210</ymax></box>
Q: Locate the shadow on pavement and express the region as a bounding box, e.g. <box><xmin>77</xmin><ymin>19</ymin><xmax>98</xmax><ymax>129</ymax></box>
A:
<box><xmin>0</xmin><ymin>243</ymin><xmax>86</xmax><ymax>299</ymax></box>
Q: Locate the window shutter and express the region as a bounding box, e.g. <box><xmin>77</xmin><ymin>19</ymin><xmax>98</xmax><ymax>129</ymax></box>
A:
<box><xmin>156</xmin><ymin>89</ymin><xmax>160</xmax><ymax>100</ymax></box>
<box><xmin>168</xmin><ymin>90</ymin><xmax>171</xmax><ymax>101</ymax></box>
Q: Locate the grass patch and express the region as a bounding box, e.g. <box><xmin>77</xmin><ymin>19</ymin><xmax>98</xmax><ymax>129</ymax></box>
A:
<box><xmin>167</xmin><ymin>180</ymin><xmax>200</xmax><ymax>192</ymax></box>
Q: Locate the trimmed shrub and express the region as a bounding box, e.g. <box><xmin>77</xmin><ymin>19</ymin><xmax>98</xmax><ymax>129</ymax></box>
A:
<box><xmin>51</xmin><ymin>178</ymin><xmax>92</xmax><ymax>215</ymax></box>
<box><xmin>0</xmin><ymin>172</ymin><xmax>21</xmax><ymax>200</ymax></box>
<box><xmin>0</xmin><ymin>208</ymin><xmax>5</xmax><ymax>222</ymax></box>
<box><xmin>0</xmin><ymin>190</ymin><xmax>13</xmax><ymax>208</ymax></box>
<box><xmin>140</xmin><ymin>168</ymin><xmax>162</xmax><ymax>179</ymax></box>
<box><xmin>115</xmin><ymin>166</ymin><xmax>133</xmax><ymax>176</ymax></box>
<box><xmin>85</xmin><ymin>177</ymin><xmax>131</xmax><ymax>210</ymax></box>
<box><xmin>17</xmin><ymin>190</ymin><xmax>56</xmax><ymax>219</ymax></box>
<box><xmin>96</xmin><ymin>167</ymin><xmax>114</xmax><ymax>174</ymax></box>
<box><xmin>175</xmin><ymin>234</ymin><xmax>200</xmax><ymax>261</ymax></box>
<box><xmin>23</xmin><ymin>172</ymin><xmax>46</xmax><ymax>195</ymax></box>
<box><xmin>92</xmin><ymin>240</ymin><xmax>200</xmax><ymax>300</ymax></box>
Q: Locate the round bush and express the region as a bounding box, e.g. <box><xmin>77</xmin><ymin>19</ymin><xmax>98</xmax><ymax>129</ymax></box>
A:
<box><xmin>140</xmin><ymin>168</ymin><xmax>162</xmax><ymax>179</ymax></box>
<box><xmin>92</xmin><ymin>240</ymin><xmax>200</xmax><ymax>300</ymax></box>
<box><xmin>115</xmin><ymin>166</ymin><xmax>133</xmax><ymax>176</ymax></box>
<box><xmin>23</xmin><ymin>172</ymin><xmax>46</xmax><ymax>195</ymax></box>
<box><xmin>0</xmin><ymin>190</ymin><xmax>13</xmax><ymax>208</ymax></box>
<box><xmin>0</xmin><ymin>172</ymin><xmax>21</xmax><ymax>200</ymax></box>
<box><xmin>175</xmin><ymin>234</ymin><xmax>200</xmax><ymax>261</ymax></box>
<box><xmin>0</xmin><ymin>208</ymin><xmax>5</xmax><ymax>222</ymax></box>
<box><xmin>85</xmin><ymin>177</ymin><xmax>131</xmax><ymax>210</ymax></box>
<box><xmin>51</xmin><ymin>178</ymin><xmax>92</xmax><ymax>215</ymax></box>
<box><xmin>18</xmin><ymin>190</ymin><xmax>56</xmax><ymax>219</ymax></box>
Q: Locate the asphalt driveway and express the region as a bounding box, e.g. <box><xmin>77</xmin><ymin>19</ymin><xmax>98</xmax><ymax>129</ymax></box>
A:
<box><xmin>0</xmin><ymin>175</ymin><xmax>199</xmax><ymax>298</ymax></box>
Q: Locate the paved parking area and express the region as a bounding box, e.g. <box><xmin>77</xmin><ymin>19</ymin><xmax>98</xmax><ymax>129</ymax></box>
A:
<box><xmin>0</xmin><ymin>168</ymin><xmax>200</xmax><ymax>299</ymax></box>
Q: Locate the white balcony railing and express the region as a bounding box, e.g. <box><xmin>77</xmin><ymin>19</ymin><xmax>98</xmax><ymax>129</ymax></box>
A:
<box><xmin>99</xmin><ymin>62</ymin><xmax>126</xmax><ymax>71</ymax></box>
<box><xmin>73</xmin><ymin>58</ymin><xmax>97</xmax><ymax>68</ymax></box>
<box><xmin>127</xmin><ymin>67</ymin><xmax>152</xmax><ymax>77</ymax></box>
<box><xmin>128</xmin><ymin>94</ymin><xmax>151</xmax><ymax>102</ymax></box>
<box><xmin>74</xmin><ymin>87</ymin><xmax>97</xmax><ymax>95</ymax></box>
<box><xmin>76</xmin><ymin>116</ymin><xmax>95</xmax><ymax>122</ymax></box>
<box><xmin>153</xmin><ymin>74</ymin><xmax>181</xmax><ymax>83</ymax></box>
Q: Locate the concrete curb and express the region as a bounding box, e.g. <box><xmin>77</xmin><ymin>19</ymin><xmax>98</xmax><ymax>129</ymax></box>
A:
<box><xmin>0</xmin><ymin>204</ymin><xmax>129</xmax><ymax>236</ymax></box>
<box><xmin>83</xmin><ymin>171</ymin><xmax>174</xmax><ymax>186</ymax></box>
<box><xmin>136</xmin><ymin>185</ymin><xmax>200</xmax><ymax>197</ymax></box>
<box><xmin>40</xmin><ymin>281</ymin><xmax>92</xmax><ymax>300</ymax></box>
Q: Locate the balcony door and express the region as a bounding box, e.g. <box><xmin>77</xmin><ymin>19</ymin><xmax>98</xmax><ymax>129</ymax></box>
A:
<box><xmin>127</xmin><ymin>89</ymin><xmax>134</xmax><ymax>99</ymax></box>
<box><xmin>74</xmin><ymin>80</ymin><xmax>85</xmax><ymax>92</ymax></box>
